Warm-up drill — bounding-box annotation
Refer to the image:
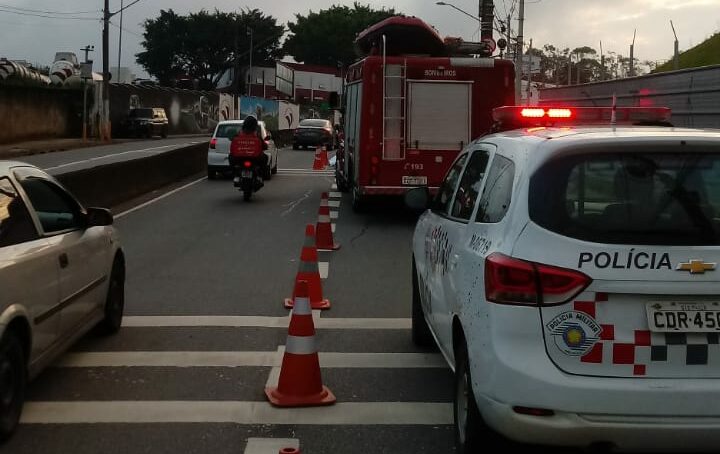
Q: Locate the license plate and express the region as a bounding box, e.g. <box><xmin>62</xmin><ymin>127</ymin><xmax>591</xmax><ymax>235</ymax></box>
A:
<box><xmin>646</xmin><ymin>301</ymin><xmax>720</xmax><ymax>332</ymax></box>
<box><xmin>402</xmin><ymin>176</ymin><xmax>427</xmax><ymax>186</ymax></box>
<box><xmin>241</xmin><ymin>170</ymin><xmax>252</xmax><ymax>178</ymax></box>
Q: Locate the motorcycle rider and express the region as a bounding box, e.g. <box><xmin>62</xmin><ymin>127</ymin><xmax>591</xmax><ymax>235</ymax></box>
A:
<box><xmin>229</xmin><ymin>115</ymin><xmax>268</xmax><ymax>186</ymax></box>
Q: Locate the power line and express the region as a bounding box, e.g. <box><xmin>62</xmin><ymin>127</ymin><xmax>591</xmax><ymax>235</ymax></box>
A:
<box><xmin>0</xmin><ymin>3</ymin><xmax>99</xmax><ymax>15</ymax></box>
<box><xmin>0</xmin><ymin>7</ymin><xmax>100</xmax><ymax>20</ymax></box>
<box><xmin>109</xmin><ymin>20</ymin><xmax>142</xmax><ymax>38</ymax></box>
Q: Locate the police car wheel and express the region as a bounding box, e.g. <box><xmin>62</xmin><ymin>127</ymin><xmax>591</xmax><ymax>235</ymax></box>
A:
<box><xmin>0</xmin><ymin>332</ymin><xmax>26</xmax><ymax>441</ymax></box>
<box><xmin>412</xmin><ymin>259</ymin><xmax>434</xmax><ymax>348</ymax></box>
<box><xmin>98</xmin><ymin>258</ymin><xmax>125</xmax><ymax>335</ymax></box>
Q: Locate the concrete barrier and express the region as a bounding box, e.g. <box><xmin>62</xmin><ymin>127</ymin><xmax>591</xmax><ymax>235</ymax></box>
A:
<box><xmin>57</xmin><ymin>142</ymin><xmax>207</xmax><ymax>208</ymax></box>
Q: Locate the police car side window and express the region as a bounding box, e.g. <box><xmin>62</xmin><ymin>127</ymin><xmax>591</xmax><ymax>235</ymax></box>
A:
<box><xmin>432</xmin><ymin>154</ymin><xmax>468</xmax><ymax>216</ymax></box>
<box><xmin>451</xmin><ymin>151</ymin><xmax>490</xmax><ymax>220</ymax></box>
<box><xmin>476</xmin><ymin>155</ymin><xmax>515</xmax><ymax>223</ymax></box>
<box><xmin>0</xmin><ymin>177</ymin><xmax>39</xmax><ymax>247</ymax></box>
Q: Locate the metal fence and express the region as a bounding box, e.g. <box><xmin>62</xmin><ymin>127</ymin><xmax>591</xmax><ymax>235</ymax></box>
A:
<box><xmin>538</xmin><ymin>65</ymin><xmax>720</xmax><ymax>129</ymax></box>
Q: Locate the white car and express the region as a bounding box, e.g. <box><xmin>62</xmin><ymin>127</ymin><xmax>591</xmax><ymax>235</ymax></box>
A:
<box><xmin>207</xmin><ymin>120</ymin><xmax>278</xmax><ymax>180</ymax></box>
<box><xmin>407</xmin><ymin>106</ymin><xmax>720</xmax><ymax>452</ymax></box>
<box><xmin>0</xmin><ymin>162</ymin><xmax>125</xmax><ymax>440</ymax></box>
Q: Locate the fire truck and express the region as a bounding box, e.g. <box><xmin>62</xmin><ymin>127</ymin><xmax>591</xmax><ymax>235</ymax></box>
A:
<box><xmin>335</xmin><ymin>16</ymin><xmax>515</xmax><ymax>210</ymax></box>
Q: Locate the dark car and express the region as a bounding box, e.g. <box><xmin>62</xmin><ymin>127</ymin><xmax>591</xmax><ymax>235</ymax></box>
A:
<box><xmin>293</xmin><ymin>119</ymin><xmax>335</xmax><ymax>150</ymax></box>
<box><xmin>126</xmin><ymin>107</ymin><xmax>169</xmax><ymax>138</ymax></box>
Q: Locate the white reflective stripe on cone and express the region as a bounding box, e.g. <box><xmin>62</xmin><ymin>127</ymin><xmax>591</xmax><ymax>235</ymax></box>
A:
<box><xmin>318</xmin><ymin>215</ymin><xmax>331</xmax><ymax>223</ymax></box>
<box><xmin>292</xmin><ymin>297</ymin><xmax>312</xmax><ymax>315</ymax></box>
<box><xmin>286</xmin><ymin>335</ymin><xmax>316</xmax><ymax>355</ymax></box>
<box><xmin>320</xmin><ymin>199</ymin><xmax>329</xmax><ymax>207</ymax></box>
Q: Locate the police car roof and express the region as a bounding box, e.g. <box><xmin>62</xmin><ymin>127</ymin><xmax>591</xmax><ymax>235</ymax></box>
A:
<box><xmin>483</xmin><ymin>126</ymin><xmax>720</xmax><ymax>149</ymax></box>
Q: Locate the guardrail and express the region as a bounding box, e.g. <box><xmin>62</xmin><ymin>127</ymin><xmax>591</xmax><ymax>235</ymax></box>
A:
<box><xmin>56</xmin><ymin>142</ymin><xmax>207</xmax><ymax>209</ymax></box>
<box><xmin>538</xmin><ymin>65</ymin><xmax>720</xmax><ymax>129</ymax></box>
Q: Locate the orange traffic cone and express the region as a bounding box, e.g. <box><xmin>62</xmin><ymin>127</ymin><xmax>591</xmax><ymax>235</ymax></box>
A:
<box><xmin>320</xmin><ymin>145</ymin><xmax>330</xmax><ymax>167</ymax></box>
<box><xmin>267</xmin><ymin>281</ymin><xmax>336</xmax><ymax>407</ymax></box>
<box><xmin>312</xmin><ymin>149</ymin><xmax>325</xmax><ymax>170</ymax></box>
<box><xmin>316</xmin><ymin>193</ymin><xmax>340</xmax><ymax>251</ymax></box>
<box><xmin>285</xmin><ymin>224</ymin><xmax>331</xmax><ymax>310</ymax></box>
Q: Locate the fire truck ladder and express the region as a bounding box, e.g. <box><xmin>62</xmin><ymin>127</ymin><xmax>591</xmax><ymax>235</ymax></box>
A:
<box><xmin>382</xmin><ymin>61</ymin><xmax>406</xmax><ymax>161</ymax></box>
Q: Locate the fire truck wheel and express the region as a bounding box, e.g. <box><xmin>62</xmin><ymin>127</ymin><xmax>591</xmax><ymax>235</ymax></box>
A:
<box><xmin>352</xmin><ymin>187</ymin><xmax>365</xmax><ymax>212</ymax></box>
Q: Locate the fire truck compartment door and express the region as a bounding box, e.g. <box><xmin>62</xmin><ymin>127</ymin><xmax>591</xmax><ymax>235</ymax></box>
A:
<box><xmin>407</xmin><ymin>81</ymin><xmax>472</xmax><ymax>151</ymax></box>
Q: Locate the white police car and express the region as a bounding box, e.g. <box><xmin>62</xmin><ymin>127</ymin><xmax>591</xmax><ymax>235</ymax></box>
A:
<box><xmin>406</xmin><ymin>106</ymin><xmax>720</xmax><ymax>452</ymax></box>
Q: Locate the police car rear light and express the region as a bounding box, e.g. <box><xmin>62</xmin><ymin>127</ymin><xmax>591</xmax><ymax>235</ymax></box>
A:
<box><xmin>210</xmin><ymin>138</ymin><xmax>217</xmax><ymax>149</ymax></box>
<box><xmin>485</xmin><ymin>254</ymin><xmax>591</xmax><ymax>306</ymax></box>
<box><xmin>493</xmin><ymin>106</ymin><xmax>671</xmax><ymax>128</ymax></box>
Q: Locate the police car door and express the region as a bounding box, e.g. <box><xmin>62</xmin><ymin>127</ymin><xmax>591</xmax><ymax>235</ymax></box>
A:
<box><xmin>432</xmin><ymin>148</ymin><xmax>492</xmax><ymax>350</ymax></box>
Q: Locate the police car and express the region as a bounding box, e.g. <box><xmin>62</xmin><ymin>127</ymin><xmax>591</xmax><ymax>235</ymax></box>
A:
<box><xmin>405</xmin><ymin>106</ymin><xmax>720</xmax><ymax>452</ymax></box>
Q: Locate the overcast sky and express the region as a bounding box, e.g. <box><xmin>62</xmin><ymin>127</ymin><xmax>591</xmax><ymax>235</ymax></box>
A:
<box><xmin>1</xmin><ymin>0</ymin><xmax>718</xmax><ymax>78</ymax></box>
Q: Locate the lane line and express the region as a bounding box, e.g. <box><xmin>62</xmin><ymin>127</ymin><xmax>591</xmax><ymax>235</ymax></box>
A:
<box><xmin>21</xmin><ymin>401</ymin><xmax>453</xmax><ymax>425</ymax></box>
<box><xmin>115</xmin><ymin>177</ymin><xmax>207</xmax><ymax>219</ymax></box>
<box><xmin>318</xmin><ymin>262</ymin><xmax>329</xmax><ymax>279</ymax></box>
<box><xmin>122</xmin><ymin>316</ymin><xmax>411</xmax><ymax>330</ymax></box>
<box><xmin>56</xmin><ymin>351</ymin><xmax>446</xmax><ymax>368</ymax></box>
<box><xmin>245</xmin><ymin>438</ymin><xmax>300</xmax><ymax>454</ymax></box>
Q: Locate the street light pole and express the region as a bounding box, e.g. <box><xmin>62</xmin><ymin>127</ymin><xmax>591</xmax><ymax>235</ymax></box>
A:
<box><xmin>515</xmin><ymin>0</ymin><xmax>525</xmax><ymax>102</ymax></box>
<box><xmin>671</xmin><ymin>21</ymin><xmax>680</xmax><ymax>70</ymax></box>
<box><xmin>117</xmin><ymin>0</ymin><xmax>123</xmax><ymax>82</ymax></box>
<box><xmin>102</xmin><ymin>0</ymin><xmax>110</xmax><ymax>141</ymax></box>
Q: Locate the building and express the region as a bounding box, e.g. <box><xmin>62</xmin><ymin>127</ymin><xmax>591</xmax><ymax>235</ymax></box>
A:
<box><xmin>111</xmin><ymin>67</ymin><xmax>136</xmax><ymax>84</ymax></box>
<box><xmin>275</xmin><ymin>62</ymin><xmax>342</xmax><ymax>103</ymax></box>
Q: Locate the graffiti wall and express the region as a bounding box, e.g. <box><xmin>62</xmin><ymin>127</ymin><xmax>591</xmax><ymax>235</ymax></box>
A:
<box><xmin>219</xmin><ymin>93</ymin><xmax>235</xmax><ymax>121</ymax></box>
<box><xmin>239</xmin><ymin>96</ymin><xmax>279</xmax><ymax>131</ymax></box>
<box><xmin>109</xmin><ymin>84</ymin><xmax>221</xmax><ymax>136</ymax></box>
<box><xmin>278</xmin><ymin>101</ymin><xmax>300</xmax><ymax>130</ymax></box>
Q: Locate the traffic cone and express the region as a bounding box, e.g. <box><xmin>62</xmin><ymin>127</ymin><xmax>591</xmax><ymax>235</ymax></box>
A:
<box><xmin>320</xmin><ymin>145</ymin><xmax>330</xmax><ymax>167</ymax></box>
<box><xmin>267</xmin><ymin>281</ymin><xmax>336</xmax><ymax>407</ymax></box>
<box><xmin>316</xmin><ymin>193</ymin><xmax>340</xmax><ymax>251</ymax></box>
<box><xmin>312</xmin><ymin>149</ymin><xmax>325</xmax><ymax>170</ymax></box>
<box><xmin>285</xmin><ymin>224</ymin><xmax>331</xmax><ymax>310</ymax></box>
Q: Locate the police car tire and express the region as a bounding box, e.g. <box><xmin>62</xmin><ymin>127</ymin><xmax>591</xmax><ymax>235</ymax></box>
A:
<box><xmin>0</xmin><ymin>332</ymin><xmax>25</xmax><ymax>441</ymax></box>
<box><xmin>412</xmin><ymin>260</ymin><xmax>434</xmax><ymax>348</ymax></box>
<box><xmin>207</xmin><ymin>168</ymin><xmax>217</xmax><ymax>180</ymax></box>
<box><xmin>98</xmin><ymin>258</ymin><xmax>125</xmax><ymax>335</ymax></box>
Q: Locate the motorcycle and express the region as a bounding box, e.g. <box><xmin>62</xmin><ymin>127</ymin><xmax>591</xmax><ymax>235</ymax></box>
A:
<box><xmin>233</xmin><ymin>159</ymin><xmax>264</xmax><ymax>201</ymax></box>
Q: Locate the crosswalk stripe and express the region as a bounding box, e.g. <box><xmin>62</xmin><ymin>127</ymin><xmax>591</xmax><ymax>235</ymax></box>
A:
<box><xmin>121</xmin><ymin>316</ymin><xmax>411</xmax><ymax>330</ymax></box>
<box><xmin>21</xmin><ymin>401</ymin><xmax>453</xmax><ymax>425</ymax></box>
<box><xmin>56</xmin><ymin>351</ymin><xmax>446</xmax><ymax>368</ymax></box>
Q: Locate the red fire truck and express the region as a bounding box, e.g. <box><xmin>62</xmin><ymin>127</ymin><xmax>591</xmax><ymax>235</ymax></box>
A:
<box><xmin>335</xmin><ymin>16</ymin><xmax>516</xmax><ymax>210</ymax></box>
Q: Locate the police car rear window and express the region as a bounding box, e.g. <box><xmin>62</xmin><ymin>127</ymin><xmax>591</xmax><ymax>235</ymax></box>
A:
<box><xmin>530</xmin><ymin>152</ymin><xmax>720</xmax><ymax>245</ymax></box>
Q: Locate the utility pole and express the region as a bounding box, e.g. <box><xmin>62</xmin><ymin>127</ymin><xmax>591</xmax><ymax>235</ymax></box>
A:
<box><xmin>514</xmin><ymin>0</ymin><xmax>524</xmax><ymax>102</ymax></box>
<box><xmin>116</xmin><ymin>0</ymin><xmax>124</xmax><ymax>83</ymax></box>
<box><xmin>247</xmin><ymin>27</ymin><xmax>253</xmax><ymax>96</ymax></box>
<box><xmin>102</xmin><ymin>0</ymin><xmax>110</xmax><ymax>141</ymax></box>
<box><xmin>629</xmin><ymin>29</ymin><xmax>636</xmax><ymax>77</ymax></box>
<box><xmin>576</xmin><ymin>50</ymin><xmax>582</xmax><ymax>85</ymax></box>
<box><xmin>671</xmin><ymin>21</ymin><xmax>680</xmax><ymax>70</ymax></box>
<box><xmin>80</xmin><ymin>45</ymin><xmax>94</xmax><ymax>142</ymax></box>
<box><xmin>526</xmin><ymin>38</ymin><xmax>533</xmax><ymax>105</ymax></box>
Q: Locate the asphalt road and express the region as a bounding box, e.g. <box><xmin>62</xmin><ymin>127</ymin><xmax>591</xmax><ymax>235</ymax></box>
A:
<box><xmin>15</xmin><ymin>136</ymin><xmax>210</xmax><ymax>175</ymax></box>
<box><xmin>3</xmin><ymin>147</ymin><xmax>458</xmax><ymax>454</ymax></box>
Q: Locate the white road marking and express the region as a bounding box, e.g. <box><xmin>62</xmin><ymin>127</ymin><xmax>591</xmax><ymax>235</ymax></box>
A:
<box><xmin>329</xmin><ymin>191</ymin><xmax>342</xmax><ymax>198</ymax></box>
<box><xmin>330</xmin><ymin>211</ymin><xmax>339</xmax><ymax>219</ymax></box>
<box><xmin>21</xmin><ymin>401</ymin><xmax>453</xmax><ymax>425</ymax></box>
<box><xmin>277</xmin><ymin>168</ymin><xmax>334</xmax><ymax>176</ymax></box>
<box><xmin>122</xmin><ymin>316</ymin><xmax>411</xmax><ymax>330</ymax></box>
<box><xmin>280</xmin><ymin>190</ymin><xmax>312</xmax><ymax>217</ymax></box>
<box><xmin>115</xmin><ymin>176</ymin><xmax>207</xmax><ymax>219</ymax></box>
<box><xmin>328</xmin><ymin>200</ymin><xmax>341</xmax><ymax>208</ymax></box>
<box><xmin>245</xmin><ymin>438</ymin><xmax>300</xmax><ymax>454</ymax></box>
<box><xmin>56</xmin><ymin>351</ymin><xmax>445</xmax><ymax>368</ymax></box>
<box><xmin>318</xmin><ymin>262</ymin><xmax>329</xmax><ymax>279</ymax></box>
<box><xmin>44</xmin><ymin>144</ymin><xmax>177</xmax><ymax>171</ymax></box>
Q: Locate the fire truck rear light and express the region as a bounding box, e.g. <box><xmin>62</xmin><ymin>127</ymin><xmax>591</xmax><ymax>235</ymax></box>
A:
<box><xmin>485</xmin><ymin>253</ymin><xmax>591</xmax><ymax>306</ymax></box>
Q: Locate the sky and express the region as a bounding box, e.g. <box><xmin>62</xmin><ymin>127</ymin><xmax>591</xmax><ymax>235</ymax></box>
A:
<box><xmin>1</xmin><ymin>0</ymin><xmax>718</xmax><ymax>78</ymax></box>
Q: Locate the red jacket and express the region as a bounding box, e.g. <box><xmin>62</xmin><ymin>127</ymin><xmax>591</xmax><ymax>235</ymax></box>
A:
<box><xmin>230</xmin><ymin>132</ymin><xmax>263</xmax><ymax>158</ymax></box>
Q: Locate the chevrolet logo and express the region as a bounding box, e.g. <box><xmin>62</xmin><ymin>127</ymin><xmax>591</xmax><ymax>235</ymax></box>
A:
<box><xmin>676</xmin><ymin>260</ymin><xmax>717</xmax><ymax>274</ymax></box>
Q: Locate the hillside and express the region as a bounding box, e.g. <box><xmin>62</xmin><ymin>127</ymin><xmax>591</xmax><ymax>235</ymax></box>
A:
<box><xmin>655</xmin><ymin>32</ymin><xmax>720</xmax><ymax>72</ymax></box>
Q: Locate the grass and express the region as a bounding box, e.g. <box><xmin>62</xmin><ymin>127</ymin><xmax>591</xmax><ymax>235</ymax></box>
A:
<box><xmin>654</xmin><ymin>33</ymin><xmax>720</xmax><ymax>73</ymax></box>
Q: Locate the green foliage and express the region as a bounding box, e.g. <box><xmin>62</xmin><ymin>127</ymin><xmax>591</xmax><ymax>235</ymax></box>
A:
<box><xmin>136</xmin><ymin>9</ymin><xmax>284</xmax><ymax>89</ymax></box>
<box><xmin>655</xmin><ymin>33</ymin><xmax>720</xmax><ymax>73</ymax></box>
<box><xmin>283</xmin><ymin>2</ymin><xmax>398</xmax><ymax>66</ymax></box>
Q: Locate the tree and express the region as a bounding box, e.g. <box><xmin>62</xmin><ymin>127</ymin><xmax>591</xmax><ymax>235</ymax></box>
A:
<box><xmin>137</xmin><ymin>8</ymin><xmax>284</xmax><ymax>89</ymax></box>
<box><xmin>284</xmin><ymin>2</ymin><xmax>398</xmax><ymax>67</ymax></box>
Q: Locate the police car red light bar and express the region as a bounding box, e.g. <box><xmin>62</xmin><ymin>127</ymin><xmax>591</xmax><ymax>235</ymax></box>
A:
<box><xmin>494</xmin><ymin>106</ymin><xmax>671</xmax><ymax>127</ymax></box>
